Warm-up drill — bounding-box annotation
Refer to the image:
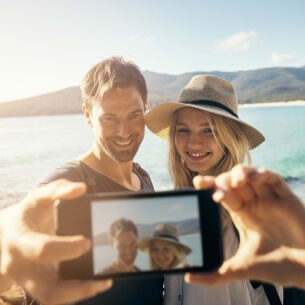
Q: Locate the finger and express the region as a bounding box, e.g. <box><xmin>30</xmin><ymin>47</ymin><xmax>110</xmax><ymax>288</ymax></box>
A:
<box><xmin>193</xmin><ymin>175</ymin><xmax>215</xmax><ymax>190</ymax></box>
<box><xmin>213</xmin><ymin>172</ymin><xmax>244</xmax><ymax>212</ymax></box>
<box><xmin>226</xmin><ymin>165</ymin><xmax>258</xmax><ymax>204</ymax></box>
<box><xmin>27</xmin><ymin>279</ymin><xmax>113</xmax><ymax>305</ymax></box>
<box><xmin>230</xmin><ymin>165</ymin><xmax>258</xmax><ymax>188</ymax></box>
<box><xmin>17</xmin><ymin>234</ymin><xmax>91</xmax><ymax>262</ymax></box>
<box><xmin>185</xmin><ymin>271</ymin><xmax>224</xmax><ymax>286</ymax></box>
<box><xmin>24</xmin><ymin>180</ymin><xmax>87</xmax><ymax>207</ymax></box>
<box><xmin>251</xmin><ymin>168</ymin><xmax>289</xmax><ymax>199</ymax></box>
<box><xmin>48</xmin><ymin>179</ymin><xmax>87</xmax><ymax>201</ymax></box>
<box><xmin>185</xmin><ymin>251</ymin><xmax>250</xmax><ymax>287</ymax></box>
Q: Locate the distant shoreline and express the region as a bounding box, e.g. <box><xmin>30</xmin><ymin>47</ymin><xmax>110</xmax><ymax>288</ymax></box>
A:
<box><xmin>240</xmin><ymin>100</ymin><xmax>305</xmax><ymax>108</ymax></box>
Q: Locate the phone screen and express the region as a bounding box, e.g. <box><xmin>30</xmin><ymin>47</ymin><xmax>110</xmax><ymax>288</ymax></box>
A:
<box><xmin>91</xmin><ymin>194</ymin><xmax>203</xmax><ymax>275</ymax></box>
<box><xmin>55</xmin><ymin>189</ymin><xmax>223</xmax><ymax>279</ymax></box>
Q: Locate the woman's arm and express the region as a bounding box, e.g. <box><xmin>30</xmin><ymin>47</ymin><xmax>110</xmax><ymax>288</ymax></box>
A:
<box><xmin>186</xmin><ymin>164</ymin><xmax>305</xmax><ymax>289</ymax></box>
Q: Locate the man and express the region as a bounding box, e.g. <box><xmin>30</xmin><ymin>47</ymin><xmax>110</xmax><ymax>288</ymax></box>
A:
<box><xmin>39</xmin><ymin>56</ymin><xmax>163</xmax><ymax>305</ymax></box>
<box><xmin>100</xmin><ymin>218</ymin><xmax>140</xmax><ymax>274</ymax></box>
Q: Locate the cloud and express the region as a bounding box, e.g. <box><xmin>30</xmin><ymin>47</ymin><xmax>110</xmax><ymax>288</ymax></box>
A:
<box><xmin>168</xmin><ymin>203</ymin><xmax>184</xmax><ymax>213</ymax></box>
<box><xmin>271</xmin><ymin>53</ymin><xmax>296</xmax><ymax>64</ymax></box>
<box><xmin>215</xmin><ymin>31</ymin><xmax>258</xmax><ymax>52</ymax></box>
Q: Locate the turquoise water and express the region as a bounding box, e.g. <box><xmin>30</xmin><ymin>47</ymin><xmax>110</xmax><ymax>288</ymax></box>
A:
<box><xmin>0</xmin><ymin>105</ymin><xmax>304</xmax><ymax>207</ymax></box>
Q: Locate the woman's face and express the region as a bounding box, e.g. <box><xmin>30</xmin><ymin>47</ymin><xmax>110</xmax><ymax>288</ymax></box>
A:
<box><xmin>174</xmin><ymin>108</ymin><xmax>224</xmax><ymax>174</ymax></box>
<box><xmin>150</xmin><ymin>239</ymin><xmax>175</xmax><ymax>270</ymax></box>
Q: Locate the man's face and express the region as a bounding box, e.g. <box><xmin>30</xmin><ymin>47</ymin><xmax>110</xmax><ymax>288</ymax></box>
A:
<box><xmin>111</xmin><ymin>230</ymin><xmax>138</xmax><ymax>266</ymax></box>
<box><xmin>86</xmin><ymin>86</ymin><xmax>146</xmax><ymax>162</ymax></box>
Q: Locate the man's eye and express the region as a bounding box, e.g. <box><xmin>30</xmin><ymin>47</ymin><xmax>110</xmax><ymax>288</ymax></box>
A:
<box><xmin>102</xmin><ymin>117</ymin><xmax>115</xmax><ymax>122</ymax></box>
<box><xmin>130</xmin><ymin>113</ymin><xmax>143</xmax><ymax>120</ymax></box>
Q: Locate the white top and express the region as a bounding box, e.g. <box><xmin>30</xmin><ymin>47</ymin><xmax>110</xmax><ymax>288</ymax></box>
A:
<box><xmin>164</xmin><ymin>222</ymin><xmax>283</xmax><ymax>305</ymax></box>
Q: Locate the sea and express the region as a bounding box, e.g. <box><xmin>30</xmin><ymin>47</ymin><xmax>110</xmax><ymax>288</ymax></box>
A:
<box><xmin>0</xmin><ymin>104</ymin><xmax>305</xmax><ymax>207</ymax></box>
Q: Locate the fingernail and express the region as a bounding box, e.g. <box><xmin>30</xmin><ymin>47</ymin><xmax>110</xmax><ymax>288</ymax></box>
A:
<box><xmin>98</xmin><ymin>279</ymin><xmax>112</xmax><ymax>289</ymax></box>
<box><xmin>249</xmin><ymin>171</ymin><xmax>261</xmax><ymax>179</ymax></box>
<box><xmin>213</xmin><ymin>190</ymin><xmax>224</xmax><ymax>201</ymax></box>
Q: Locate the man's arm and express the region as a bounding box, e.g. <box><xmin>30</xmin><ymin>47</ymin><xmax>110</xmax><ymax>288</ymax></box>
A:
<box><xmin>186</xmin><ymin>164</ymin><xmax>305</xmax><ymax>288</ymax></box>
<box><xmin>0</xmin><ymin>179</ymin><xmax>112</xmax><ymax>305</ymax></box>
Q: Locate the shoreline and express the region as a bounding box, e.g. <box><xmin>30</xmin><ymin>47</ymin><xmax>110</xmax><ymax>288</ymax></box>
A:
<box><xmin>240</xmin><ymin>100</ymin><xmax>305</xmax><ymax>108</ymax></box>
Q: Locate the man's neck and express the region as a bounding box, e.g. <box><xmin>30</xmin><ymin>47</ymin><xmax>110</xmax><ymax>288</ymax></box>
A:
<box><xmin>111</xmin><ymin>262</ymin><xmax>137</xmax><ymax>272</ymax></box>
<box><xmin>80</xmin><ymin>149</ymin><xmax>141</xmax><ymax>191</ymax></box>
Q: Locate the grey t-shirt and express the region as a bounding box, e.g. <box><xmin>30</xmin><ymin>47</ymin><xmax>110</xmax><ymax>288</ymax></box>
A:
<box><xmin>39</xmin><ymin>160</ymin><xmax>163</xmax><ymax>305</ymax></box>
<box><xmin>39</xmin><ymin>160</ymin><xmax>154</xmax><ymax>193</ymax></box>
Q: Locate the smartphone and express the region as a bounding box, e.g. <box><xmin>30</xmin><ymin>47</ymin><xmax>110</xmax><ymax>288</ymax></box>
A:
<box><xmin>54</xmin><ymin>189</ymin><xmax>223</xmax><ymax>279</ymax></box>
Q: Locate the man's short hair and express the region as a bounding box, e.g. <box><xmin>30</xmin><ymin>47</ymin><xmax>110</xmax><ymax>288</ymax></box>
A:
<box><xmin>81</xmin><ymin>56</ymin><xmax>147</xmax><ymax>109</ymax></box>
<box><xmin>109</xmin><ymin>218</ymin><xmax>138</xmax><ymax>239</ymax></box>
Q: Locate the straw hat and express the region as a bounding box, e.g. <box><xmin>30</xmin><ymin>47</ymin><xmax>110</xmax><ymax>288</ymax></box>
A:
<box><xmin>145</xmin><ymin>75</ymin><xmax>265</xmax><ymax>149</ymax></box>
<box><xmin>138</xmin><ymin>223</ymin><xmax>192</xmax><ymax>255</ymax></box>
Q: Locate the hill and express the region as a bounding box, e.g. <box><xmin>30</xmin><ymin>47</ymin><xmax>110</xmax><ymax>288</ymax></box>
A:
<box><xmin>93</xmin><ymin>218</ymin><xmax>199</xmax><ymax>246</ymax></box>
<box><xmin>1</xmin><ymin>66</ymin><xmax>305</xmax><ymax>118</ymax></box>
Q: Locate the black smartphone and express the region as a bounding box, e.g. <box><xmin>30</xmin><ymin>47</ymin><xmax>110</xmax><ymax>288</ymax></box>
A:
<box><xmin>54</xmin><ymin>189</ymin><xmax>223</xmax><ymax>279</ymax></box>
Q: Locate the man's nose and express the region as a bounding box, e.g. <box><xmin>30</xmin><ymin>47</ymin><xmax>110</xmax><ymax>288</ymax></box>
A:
<box><xmin>116</xmin><ymin>120</ymin><xmax>131</xmax><ymax>137</ymax></box>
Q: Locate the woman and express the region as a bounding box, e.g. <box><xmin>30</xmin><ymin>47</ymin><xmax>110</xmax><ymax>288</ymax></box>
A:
<box><xmin>145</xmin><ymin>75</ymin><xmax>283</xmax><ymax>305</ymax></box>
<box><xmin>138</xmin><ymin>223</ymin><xmax>191</xmax><ymax>270</ymax></box>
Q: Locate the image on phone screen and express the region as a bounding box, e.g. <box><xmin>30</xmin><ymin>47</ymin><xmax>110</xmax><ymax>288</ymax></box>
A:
<box><xmin>91</xmin><ymin>194</ymin><xmax>203</xmax><ymax>275</ymax></box>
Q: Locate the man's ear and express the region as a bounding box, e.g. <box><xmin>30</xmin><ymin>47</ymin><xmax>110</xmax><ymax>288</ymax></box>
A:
<box><xmin>82</xmin><ymin>103</ymin><xmax>92</xmax><ymax>126</ymax></box>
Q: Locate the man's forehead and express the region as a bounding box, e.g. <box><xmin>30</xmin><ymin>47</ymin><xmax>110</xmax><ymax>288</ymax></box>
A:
<box><xmin>93</xmin><ymin>87</ymin><xmax>144</xmax><ymax>112</ymax></box>
<box><xmin>115</xmin><ymin>230</ymin><xmax>137</xmax><ymax>238</ymax></box>
<box><xmin>99</xmin><ymin>103</ymin><xmax>144</xmax><ymax>113</ymax></box>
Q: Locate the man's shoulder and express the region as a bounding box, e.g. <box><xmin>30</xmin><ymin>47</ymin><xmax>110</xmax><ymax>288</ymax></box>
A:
<box><xmin>38</xmin><ymin>160</ymin><xmax>86</xmax><ymax>186</ymax></box>
<box><xmin>133</xmin><ymin>163</ymin><xmax>154</xmax><ymax>191</ymax></box>
<box><xmin>133</xmin><ymin>162</ymin><xmax>150</xmax><ymax>177</ymax></box>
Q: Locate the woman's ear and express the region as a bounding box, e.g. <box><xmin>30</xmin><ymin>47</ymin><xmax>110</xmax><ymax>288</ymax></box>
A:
<box><xmin>82</xmin><ymin>103</ymin><xmax>92</xmax><ymax>127</ymax></box>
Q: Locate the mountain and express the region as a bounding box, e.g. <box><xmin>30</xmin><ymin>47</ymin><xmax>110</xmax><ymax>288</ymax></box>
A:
<box><xmin>93</xmin><ymin>218</ymin><xmax>199</xmax><ymax>246</ymax></box>
<box><xmin>1</xmin><ymin>66</ymin><xmax>305</xmax><ymax>118</ymax></box>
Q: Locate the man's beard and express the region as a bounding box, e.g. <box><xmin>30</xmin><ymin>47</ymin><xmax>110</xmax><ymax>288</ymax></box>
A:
<box><xmin>101</xmin><ymin>135</ymin><xmax>143</xmax><ymax>162</ymax></box>
<box><xmin>121</xmin><ymin>253</ymin><xmax>137</xmax><ymax>266</ymax></box>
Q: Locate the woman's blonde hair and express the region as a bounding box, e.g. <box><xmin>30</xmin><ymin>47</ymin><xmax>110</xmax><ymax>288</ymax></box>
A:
<box><xmin>149</xmin><ymin>240</ymin><xmax>187</xmax><ymax>270</ymax></box>
<box><xmin>168</xmin><ymin>108</ymin><xmax>251</xmax><ymax>189</ymax></box>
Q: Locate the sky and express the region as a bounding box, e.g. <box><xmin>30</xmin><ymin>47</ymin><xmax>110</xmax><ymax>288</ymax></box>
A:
<box><xmin>1</xmin><ymin>0</ymin><xmax>305</xmax><ymax>102</ymax></box>
<box><xmin>91</xmin><ymin>195</ymin><xmax>199</xmax><ymax>233</ymax></box>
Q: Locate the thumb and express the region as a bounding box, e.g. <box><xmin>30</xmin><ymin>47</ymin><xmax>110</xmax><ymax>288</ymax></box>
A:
<box><xmin>18</xmin><ymin>233</ymin><xmax>91</xmax><ymax>262</ymax></box>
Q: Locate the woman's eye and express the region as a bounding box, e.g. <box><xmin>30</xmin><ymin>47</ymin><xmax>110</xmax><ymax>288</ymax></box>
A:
<box><xmin>202</xmin><ymin>128</ymin><xmax>214</xmax><ymax>135</ymax></box>
<box><xmin>176</xmin><ymin>128</ymin><xmax>189</xmax><ymax>134</ymax></box>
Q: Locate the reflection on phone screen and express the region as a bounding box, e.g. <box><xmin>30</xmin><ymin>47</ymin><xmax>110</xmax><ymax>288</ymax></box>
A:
<box><xmin>91</xmin><ymin>195</ymin><xmax>203</xmax><ymax>275</ymax></box>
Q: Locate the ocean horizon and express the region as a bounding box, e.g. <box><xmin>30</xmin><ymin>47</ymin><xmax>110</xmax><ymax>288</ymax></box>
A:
<box><xmin>0</xmin><ymin>104</ymin><xmax>304</xmax><ymax>207</ymax></box>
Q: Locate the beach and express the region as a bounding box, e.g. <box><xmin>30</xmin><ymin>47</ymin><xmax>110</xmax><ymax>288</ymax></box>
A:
<box><xmin>240</xmin><ymin>100</ymin><xmax>305</xmax><ymax>107</ymax></box>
